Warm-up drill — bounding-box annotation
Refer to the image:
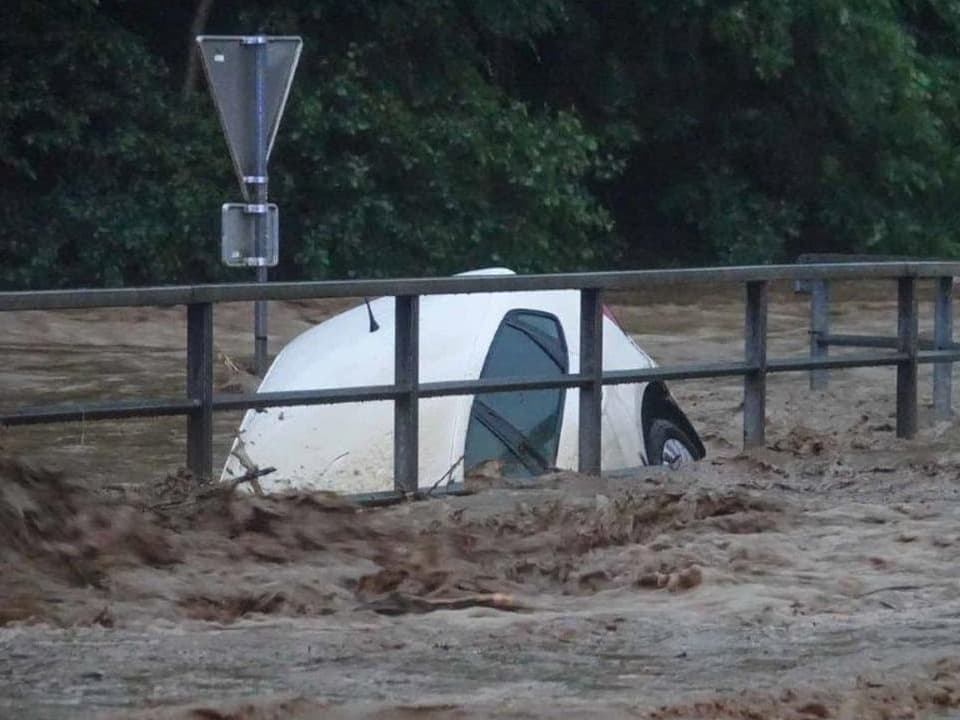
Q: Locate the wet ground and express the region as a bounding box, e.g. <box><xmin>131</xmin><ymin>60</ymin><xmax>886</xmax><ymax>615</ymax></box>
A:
<box><xmin>2</xmin><ymin>281</ymin><xmax>960</xmax><ymax>719</ymax></box>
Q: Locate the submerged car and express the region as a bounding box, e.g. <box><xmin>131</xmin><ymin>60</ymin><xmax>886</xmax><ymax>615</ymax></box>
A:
<box><xmin>221</xmin><ymin>269</ymin><xmax>704</xmax><ymax>494</ymax></box>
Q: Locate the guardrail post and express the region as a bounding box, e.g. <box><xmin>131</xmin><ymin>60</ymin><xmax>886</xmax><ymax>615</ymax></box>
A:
<box><xmin>744</xmin><ymin>281</ymin><xmax>768</xmax><ymax>449</ymax></box>
<box><xmin>809</xmin><ymin>279</ymin><xmax>830</xmax><ymax>390</ymax></box>
<box><xmin>187</xmin><ymin>302</ymin><xmax>214</xmax><ymax>479</ymax></box>
<box><xmin>934</xmin><ymin>276</ymin><xmax>953</xmax><ymax>421</ymax></box>
<box><xmin>897</xmin><ymin>277</ymin><xmax>919</xmax><ymax>438</ymax></box>
<box><xmin>394</xmin><ymin>295</ymin><xmax>419</xmax><ymax>492</ymax></box>
<box><xmin>579</xmin><ymin>288</ymin><xmax>603</xmax><ymax>475</ymax></box>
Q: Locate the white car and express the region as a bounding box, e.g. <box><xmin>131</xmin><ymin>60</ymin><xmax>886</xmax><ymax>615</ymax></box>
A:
<box><xmin>221</xmin><ymin>269</ymin><xmax>704</xmax><ymax>494</ymax></box>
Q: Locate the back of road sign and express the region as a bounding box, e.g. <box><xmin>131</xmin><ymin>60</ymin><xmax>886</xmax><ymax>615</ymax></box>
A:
<box><xmin>196</xmin><ymin>36</ymin><xmax>302</xmax><ymax>196</ymax></box>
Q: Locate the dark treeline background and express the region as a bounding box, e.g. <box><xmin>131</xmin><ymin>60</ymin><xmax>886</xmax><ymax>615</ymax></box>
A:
<box><xmin>4</xmin><ymin>0</ymin><xmax>960</xmax><ymax>289</ymax></box>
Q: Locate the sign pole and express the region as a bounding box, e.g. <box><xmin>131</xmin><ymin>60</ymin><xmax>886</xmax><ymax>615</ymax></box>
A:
<box><xmin>248</xmin><ymin>35</ymin><xmax>269</xmax><ymax>377</ymax></box>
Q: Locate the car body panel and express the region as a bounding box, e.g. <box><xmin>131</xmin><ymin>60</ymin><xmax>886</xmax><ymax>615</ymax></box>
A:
<box><xmin>221</xmin><ymin>271</ymin><xmax>674</xmax><ymax>494</ymax></box>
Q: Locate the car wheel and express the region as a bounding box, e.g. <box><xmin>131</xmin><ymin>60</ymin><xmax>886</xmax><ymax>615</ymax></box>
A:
<box><xmin>647</xmin><ymin>418</ymin><xmax>698</xmax><ymax>468</ymax></box>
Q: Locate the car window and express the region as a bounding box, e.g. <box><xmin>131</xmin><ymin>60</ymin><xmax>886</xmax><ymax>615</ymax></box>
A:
<box><xmin>463</xmin><ymin>311</ymin><xmax>567</xmax><ymax>478</ymax></box>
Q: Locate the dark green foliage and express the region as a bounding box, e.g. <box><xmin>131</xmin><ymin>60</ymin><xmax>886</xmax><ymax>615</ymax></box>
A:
<box><xmin>2</xmin><ymin>0</ymin><xmax>960</xmax><ymax>288</ymax></box>
<box><xmin>0</xmin><ymin>1</ymin><xmax>231</xmax><ymax>288</ymax></box>
<box><xmin>524</xmin><ymin>0</ymin><xmax>960</xmax><ymax>266</ymax></box>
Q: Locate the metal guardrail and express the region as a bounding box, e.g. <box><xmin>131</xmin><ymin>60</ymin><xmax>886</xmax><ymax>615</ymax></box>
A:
<box><xmin>804</xmin><ymin>274</ymin><xmax>956</xmax><ymax>422</ymax></box>
<box><xmin>2</xmin><ymin>261</ymin><xmax>958</xmax><ymax>493</ymax></box>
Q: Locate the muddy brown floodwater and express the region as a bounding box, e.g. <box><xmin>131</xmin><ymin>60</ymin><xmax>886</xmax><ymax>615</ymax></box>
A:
<box><xmin>2</xmin><ymin>281</ymin><xmax>960</xmax><ymax>719</ymax></box>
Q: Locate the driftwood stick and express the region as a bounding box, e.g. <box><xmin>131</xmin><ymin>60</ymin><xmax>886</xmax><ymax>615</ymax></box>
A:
<box><xmin>201</xmin><ymin>466</ymin><xmax>277</xmax><ymax>498</ymax></box>
<box><xmin>150</xmin><ymin>467</ymin><xmax>277</xmax><ymax>510</ymax></box>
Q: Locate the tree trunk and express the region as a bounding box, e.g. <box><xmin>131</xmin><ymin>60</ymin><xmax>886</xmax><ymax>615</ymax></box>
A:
<box><xmin>182</xmin><ymin>0</ymin><xmax>216</xmax><ymax>100</ymax></box>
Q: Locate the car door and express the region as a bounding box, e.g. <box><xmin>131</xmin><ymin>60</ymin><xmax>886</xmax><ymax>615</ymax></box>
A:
<box><xmin>463</xmin><ymin>310</ymin><xmax>568</xmax><ymax>477</ymax></box>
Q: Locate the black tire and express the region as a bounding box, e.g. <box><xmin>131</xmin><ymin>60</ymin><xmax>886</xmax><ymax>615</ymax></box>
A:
<box><xmin>647</xmin><ymin>418</ymin><xmax>699</xmax><ymax>467</ymax></box>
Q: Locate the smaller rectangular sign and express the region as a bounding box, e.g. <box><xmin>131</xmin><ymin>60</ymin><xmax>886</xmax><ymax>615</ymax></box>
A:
<box><xmin>222</xmin><ymin>203</ymin><xmax>279</xmax><ymax>267</ymax></box>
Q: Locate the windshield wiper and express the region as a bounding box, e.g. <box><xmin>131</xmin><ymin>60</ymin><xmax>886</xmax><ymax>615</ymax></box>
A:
<box><xmin>472</xmin><ymin>400</ymin><xmax>550</xmax><ymax>475</ymax></box>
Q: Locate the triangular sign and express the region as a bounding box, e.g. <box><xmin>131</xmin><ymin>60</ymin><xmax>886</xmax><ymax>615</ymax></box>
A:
<box><xmin>197</xmin><ymin>36</ymin><xmax>302</xmax><ymax>198</ymax></box>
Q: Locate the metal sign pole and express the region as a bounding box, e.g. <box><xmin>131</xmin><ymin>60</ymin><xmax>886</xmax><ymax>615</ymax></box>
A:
<box><xmin>248</xmin><ymin>36</ymin><xmax>269</xmax><ymax>377</ymax></box>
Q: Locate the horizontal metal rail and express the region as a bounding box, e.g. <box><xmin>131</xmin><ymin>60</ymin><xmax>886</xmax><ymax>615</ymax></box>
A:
<box><xmin>918</xmin><ymin>349</ymin><xmax>960</xmax><ymax>364</ymax></box>
<box><xmin>3</xmin><ymin>261</ymin><xmax>960</xmax><ymax>311</ymax></box>
<box><xmin>2</xmin><ymin>261</ymin><xmax>957</xmax><ymax>487</ymax></box>
<box><xmin>6</xmin><ymin>350</ymin><xmax>951</xmax><ymax>427</ymax></box>
<box><xmin>211</xmin><ymin>384</ymin><xmax>406</xmax><ymax>411</ymax></box>
<box><xmin>0</xmin><ymin>398</ymin><xmax>200</xmax><ymax>426</ymax></box>
<box><xmin>820</xmin><ymin>333</ymin><xmax>960</xmax><ymax>351</ymax></box>
<box><xmin>767</xmin><ymin>353</ymin><xmax>907</xmax><ymax>372</ymax></box>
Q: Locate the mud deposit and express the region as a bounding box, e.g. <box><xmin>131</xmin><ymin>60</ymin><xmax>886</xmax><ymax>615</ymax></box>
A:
<box><xmin>2</xmin><ymin>283</ymin><xmax>960</xmax><ymax>718</ymax></box>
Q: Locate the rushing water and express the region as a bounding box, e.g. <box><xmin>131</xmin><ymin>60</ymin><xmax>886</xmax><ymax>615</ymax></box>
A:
<box><xmin>2</xmin><ymin>287</ymin><xmax>960</xmax><ymax>718</ymax></box>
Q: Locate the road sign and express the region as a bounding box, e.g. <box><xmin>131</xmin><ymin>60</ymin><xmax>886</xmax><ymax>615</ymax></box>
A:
<box><xmin>221</xmin><ymin>203</ymin><xmax>279</xmax><ymax>267</ymax></box>
<box><xmin>197</xmin><ymin>34</ymin><xmax>302</xmax><ymax>377</ymax></box>
<box><xmin>197</xmin><ymin>35</ymin><xmax>302</xmax><ymax>199</ymax></box>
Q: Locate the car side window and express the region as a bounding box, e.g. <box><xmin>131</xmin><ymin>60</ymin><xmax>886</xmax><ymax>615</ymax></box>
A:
<box><xmin>463</xmin><ymin>311</ymin><xmax>568</xmax><ymax>478</ymax></box>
